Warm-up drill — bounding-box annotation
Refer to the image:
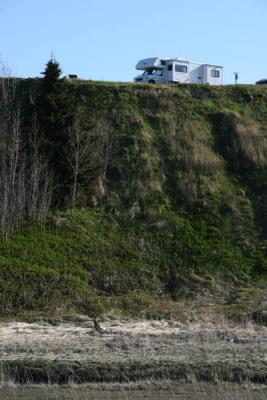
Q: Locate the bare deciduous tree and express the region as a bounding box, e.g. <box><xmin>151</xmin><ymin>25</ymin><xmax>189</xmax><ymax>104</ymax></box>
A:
<box><xmin>92</xmin><ymin>117</ymin><xmax>115</xmax><ymax>181</ymax></box>
<box><xmin>26</xmin><ymin>114</ymin><xmax>53</xmax><ymax>222</ymax></box>
<box><xmin>64</xmin><ymin>107</ymin><xmax>93</xmax><ymax>210</ymax></box>
<box><xmin>0</xmin><ymin>111</ymin><xmax>53</xmax><ymax>239</ymax></box>
<box><xmin>64</xmin><ymin>108</ymin><xmax>116</xmax><ymax>210</ymax></box>
<box><xmin>0</xmin><ymin>56</ymin><xmax>16</xmax><ymax>119</ymax></box>
<box><xmin>0</xmin><ymin>108</ymin><xmax>24</xmax><ymax>238</ymax></box>
<box><xmin>0</xmin><ymin>59</ymin><xmax>53</xmax><ymax>239</ymax></box>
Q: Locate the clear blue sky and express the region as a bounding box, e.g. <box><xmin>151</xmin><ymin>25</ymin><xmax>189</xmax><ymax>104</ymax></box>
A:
<box><xmin>0</xmin><ymin>0</ymin><xmax>266</xmax><ymax>84</ymax></box>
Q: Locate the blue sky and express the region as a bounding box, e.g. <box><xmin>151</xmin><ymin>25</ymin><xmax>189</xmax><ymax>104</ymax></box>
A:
<box><xmin>0</xmin><ymin>0</ymin><xmax>266</xmax><ymax>84</ymax></box>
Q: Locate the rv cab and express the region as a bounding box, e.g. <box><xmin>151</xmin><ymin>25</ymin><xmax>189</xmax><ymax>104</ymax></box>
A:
<box><xmin>135</xmin><ymin>69</ymin><xmax>164</xmax><ymax>84</ymax></box>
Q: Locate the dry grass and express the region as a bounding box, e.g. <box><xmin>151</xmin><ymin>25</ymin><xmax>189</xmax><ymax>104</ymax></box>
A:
<box><xmin>0</xmin><ymin>316</ymin><xmax>266</xmax><ymax>398</ymax></box>
<box><xmin>0</xmin><ymin>317</ymin><xmax>266</xmax><ymax>387</ymax></box>
<box><xmin>0</xmin><ymin>382</ymin><xmax>266</xmax><ymax>400</ymax></box>
<box><xmin>161</xmin><ymin>119</ymin><xmax>223</xmax><ymax>204</ymax></box>
<box><xmin>235</xmin><ymin>120</ymin><xmax>267</xmax><ymax>168</ymax></box>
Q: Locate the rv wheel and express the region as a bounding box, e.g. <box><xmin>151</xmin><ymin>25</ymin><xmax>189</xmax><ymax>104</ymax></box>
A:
<box><xmin>148</xmin><ymin>80</ymin><xmax>155</xmax><ymax>84</ymax></box>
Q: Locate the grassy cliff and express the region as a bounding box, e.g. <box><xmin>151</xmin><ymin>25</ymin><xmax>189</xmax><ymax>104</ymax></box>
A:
<box><xmin>0</xmin><ymin>81</ymin><xmax>266</xmax><ymax>318</ymax></box>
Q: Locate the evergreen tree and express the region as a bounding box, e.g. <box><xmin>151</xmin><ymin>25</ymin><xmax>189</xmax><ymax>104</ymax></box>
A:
<box><xmin>37</xmin><ymin>58</ymin><xmax>73</xmax><ymax>202</ymax></box>
<box><xmin>41</xmin><ymin>57</ymin><xmax>62</xmax><ymax>89</ymax></box>
<box><xmin>38</xmin><ymin>57</ymin><xmax>71</xmax><ymax>142</ymax></box>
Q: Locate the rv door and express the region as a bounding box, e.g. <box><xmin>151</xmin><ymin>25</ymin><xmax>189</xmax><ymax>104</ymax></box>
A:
<box><xmin>166</xmin><ymin>63</ymin><xmax>174</xmax><ymax>82</ymax></box>
<box><xmin>173</xmin><ymin>63</ymin><xmax>189</xmax><ymax>83</ymax></box>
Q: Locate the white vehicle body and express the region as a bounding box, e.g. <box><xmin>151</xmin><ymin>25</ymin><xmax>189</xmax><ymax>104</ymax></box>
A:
<box><xmin>134</xmin><ymin>57</ymin><xmax>223</xmax><ymax>85</ymax></box>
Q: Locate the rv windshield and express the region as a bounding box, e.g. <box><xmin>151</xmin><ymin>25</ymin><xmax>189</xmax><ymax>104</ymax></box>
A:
<box><xmin>142</xmin><ymin>69</ymin><xmax>162</xmax><ymax>76</ymax></box>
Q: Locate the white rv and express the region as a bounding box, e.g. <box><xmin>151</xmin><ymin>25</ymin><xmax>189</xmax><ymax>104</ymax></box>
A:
<box><xmin>134</xmin><ymin>57</ymin><xmax>223</xmax><ymax>85</ymax></box>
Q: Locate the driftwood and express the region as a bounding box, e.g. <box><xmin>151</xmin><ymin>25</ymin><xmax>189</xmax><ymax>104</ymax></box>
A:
<box><xmin>93</xmin><ymin>319</ymin><xmax>108</xmax><ymax>334</ymax></box>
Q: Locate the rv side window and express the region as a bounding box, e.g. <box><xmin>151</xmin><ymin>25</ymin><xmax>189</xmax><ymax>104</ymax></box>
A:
<box><xmin>175</xmin><ymin>65</ymin><xmax>188</xmax><ymax>73</ymax></box>
<box><xmin>168</xmin><ymin>65</ymin><xmax>173</xmax><ymax>71</ymax></box>
<box><xmin>211</xmin><ymin>70</ymin><xmax>220</xmax><ymax>78</ymax></box>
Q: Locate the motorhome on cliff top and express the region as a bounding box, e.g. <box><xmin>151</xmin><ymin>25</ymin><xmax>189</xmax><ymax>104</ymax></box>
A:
<box><xmin>134</xmin><ymin>57</ymin><xmax>224</xmax><ymax>85</ymax></box>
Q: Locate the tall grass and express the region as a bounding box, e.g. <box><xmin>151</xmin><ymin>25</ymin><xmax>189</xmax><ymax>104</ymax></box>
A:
<box><xmin>160</xmin><ymin>119</ymin><xmax>223</xmax><ymax>204</ymax></box>
<box><xmin>234</xmin><ymin>120</ymin><xmax>267</xmax><ymax>169</ymax></box>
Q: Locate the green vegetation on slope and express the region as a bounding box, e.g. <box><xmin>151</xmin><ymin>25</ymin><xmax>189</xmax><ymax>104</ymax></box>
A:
<box><xmin>0</xmin><ymin>80</ymin><xmax>266</xmax><ymax>316</ymax></box>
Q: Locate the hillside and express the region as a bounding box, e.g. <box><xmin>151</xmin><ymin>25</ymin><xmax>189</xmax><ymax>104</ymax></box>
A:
<box><xmin>0</xmin><ymin>80</ymin><xmax>266</xmax><ymax>319</ymax></box>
